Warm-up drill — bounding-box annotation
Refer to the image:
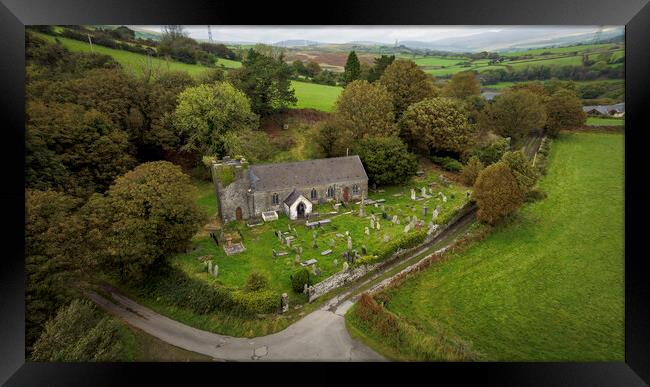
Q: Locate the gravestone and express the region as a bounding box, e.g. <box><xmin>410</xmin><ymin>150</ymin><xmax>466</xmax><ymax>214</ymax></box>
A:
<box><xmin>347</xmin><ymin>236</ymin><xmax>352</xmax><ymax>251</ymax></box>
<box><xmin>376</xmin><ymin>220</ymin><xmax>381</xmax><ymax>230</ymax></box>
<box><xmin>342</xmin><ymin>261</ymin><xmax>349</xmax><ymax>271</ymax></box>
<box><xmin>422</xmin><ymin>206</ymin><xmax>428</xmax><ymax>217</ymax></box>
<box><xmin>213</xmin><ymin>264</ymin><xmax>219</xmax><ymax>277</ymax></box>
<box><xmin>370</xmin><ymin>218</ymin><xmax>375</xmax><ymax>229</ymax></box>
<box><xmin>281</xmin><ymin>293</ymin><xmax>289</xmax><ymax>313</ymax></box>
<box><xmin>410</xmin><ymin>188</ymin><xmax>416</xmax><ymax>200</ymax></box>
<box><xmin>314</xmin><ymin>266</ymin><xmax>321</xmax><ymax>276</ymax></box>
<box><xmin>208</xmin><ymin>261</ymin><xmax>213</xmax><ymax>275</ymax></box>
<box><xmin>321</xmin><ymin>249</ymin><xmax>332</xmax><ymax>256</ymax></box>
<box><xmin>383</xmin><ymin>234</ymin><xmax>390</xmax><ymax>243</ymax></box>
<box><xmin>392</xmin><ymin>215</ymin><xmax>398</xmax><ymax>224</ymax></box>
<box><xmin>421</xmin><ymin>187</ymin><xmax>427</xmax><ymax>197</ymax></box>
<box><xmin>404</xmin><ymin>224</ymin><xmax>411</xmax><ymax>233</ymax></box>
<box><xmin>333</xmin><ymin>259</ymin><xmax>338</xmax><ymax>266</ymax></box>
<box><xmin>364</xmin><ymin>226</ymin><xmax>370</xmax><ymax>235</ymax></box>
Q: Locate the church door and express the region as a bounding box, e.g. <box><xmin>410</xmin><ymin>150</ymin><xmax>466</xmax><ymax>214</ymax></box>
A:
<box><xmin>343</xmin><ymin>187</ymin><xmax>350</xmax><ymax>202</ymax></box>
<box><xmin>235</xmin><ymin>207</ymin><xmax>243</xmax><ymax>220</ymax></box>
<box><xmin>297</xmin><ymin>202</ymin><xmax>306</xmax><ymax>218</ymax></box>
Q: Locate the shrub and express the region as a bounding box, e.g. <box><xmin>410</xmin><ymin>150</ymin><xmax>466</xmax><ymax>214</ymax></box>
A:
<box><xmin>460</xmin><ymin>156</ymin><xmax>484</xmax><ymax>186</ymax></box>
<box><xmin>290</xmin><ymin>268</ymin><xmax>313</xmax><ymax>293</ymax></box>
<box><xmin>232</xmin><ymin>290</ymin><xmax>278</xmax><ymax>315</ymax></box>
<box><xmin>473</xmin><ymin>162</ymin><xmax>524</xmax><ymax>225</ymax></box>
<box><xmin>431</xmin><ymin>156</ymin><xmax>463</xmax><ymax>172</ymax></box>
<box><xmin>371</xmin><ymin>229</ymin><xmax>428</xmax><ymax>264</ymax></box>
<box><xmin>245</xmin><ymin>272</ymin><xmax>269</xmax><ymax>292</ymax></box>
<box><xmin>471</xmin><ymin>137</ymin><xmax>510</xmax><ymax>165</ymax></box>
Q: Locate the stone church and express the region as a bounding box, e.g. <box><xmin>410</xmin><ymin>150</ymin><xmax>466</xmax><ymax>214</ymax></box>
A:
<box><xmin>212</xmin><ymin>155</ymin><xmax>369</xmax><ymax>223</ymax></box>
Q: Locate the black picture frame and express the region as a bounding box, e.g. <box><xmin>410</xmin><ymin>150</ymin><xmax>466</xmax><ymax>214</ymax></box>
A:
<box><xmin>1</xmin><ymin>0</ymin><xmax>648</xmax><ymax>385</ymax></box>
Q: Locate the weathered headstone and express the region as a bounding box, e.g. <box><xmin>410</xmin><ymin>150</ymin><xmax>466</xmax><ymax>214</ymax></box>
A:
<box><xmin>376</xmin><ymin>220</ymin><xmax>381</xmax><ymax>230</ymax></box>
<box><xmin>364</xmin><ymin>226</ymin><xmax>370</xmax><ymax>235</ymax></box>
<box><xmin>410</xmin><ymin>188</ymin><xmax>416</xmax><ymax>200</ymax></box>
<box><xmin>333</xmin><ymin>259</ymin><xmax>338</xmax><ymax>266</ymax></box>
<box><xmin>342</xmin><ymin>261</ymin><xmax>349</xmax><ymax>271</ymax></box>
<box><xmin>421</xmin><ymin>187</ymin><xmax>427</xmax><ymax>197</ymax></box>
<box><xmin>313</xmin><ymin>265</ymin><xmax>321</xmax><ymax>276</ymax></box>
<box><xmin>392</xmin><ymin>215</ymin><xmax>398</xmax><ymax>224</ymax></box>
<box><xmin>347</xmin><ymin>236</ymin><xmax>352</xmax><ymax>251</ymax></box>
<box><xmin>213</xmin><ymin>264</ymin><xmax>219</xmax><ymax>277</ymax></box>
<box><xmin>404</xmin><ymin>224</ymin><xmax>411</xmax><ymax>233</ymax></box>
<box><xmin>281</xmin><ymin>293</ymin><xmax>289</xmax><ymax>313</ymax></box>
<box><xmin>370</xmin><ymin>218</ymin><xmax>375</xmax><ymax>229</ymax></box>
<box><xmin>208</xmin><ymin>261</ymin><xmax>213</xmax><ymax>275</ymax></box>
<box><xmin>422</xmin><ymin>206</ymin><xmax>428</xmax><ymax>217</ymax></box>
<box><xmin>383</xmin><ymin>234</ymin><xmax>390</xmax><ymax>243</ymax></box>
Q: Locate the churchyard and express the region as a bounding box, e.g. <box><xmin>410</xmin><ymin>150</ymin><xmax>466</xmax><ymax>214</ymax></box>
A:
<box><xmin>171</xmin><ymin>171</ymin><xmax>471</xmax><ymax>304</ymax></box>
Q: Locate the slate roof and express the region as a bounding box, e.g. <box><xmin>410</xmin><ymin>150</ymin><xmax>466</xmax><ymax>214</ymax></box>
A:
<box><xmin>249</xmin><ymin>155</ymin><xmax>368</xmax><ymax>192</ymax></box>
<box><xmin>283</xmin><ymin>189</ymin><xmax>302</xmax><ymax>206</ymax></box>
<box><xmin>582</xmin><ymin>103</ymin><xmax>625</xmax><ymax>115</ymax></box>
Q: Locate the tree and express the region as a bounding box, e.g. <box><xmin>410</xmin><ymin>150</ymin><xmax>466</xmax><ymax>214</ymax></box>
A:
<box><xmin>292</xmin><ymin>60</ymin><xmax>307</xmax><ymax>77</ymax></box>
<box><xmin>545</xmin><ymin>88</ymin><xmax>587</xmax><ymax>137</ymax></box>
<box><xmin>367</xmin><ymin>55</ymin><xmax>395</xmax><ymax>83</ymax></box>
<box><xmin>500</xmin><ymin>151</ymin><xmax>539</xmax><ymax>194</ymax></box>
<box><xmin>174</xmin><ymin>81</ymin><xmax>259</xmax><ymax>157</ymax></box>
<box><xmin>343</xmin><ymin>51</ymin><xmax>361</xmax><ymax>85</ymax></box>
<box><xmin>354</xmin><ymin>136</ymin><xmax>419</xmax><ymax>186</ymax></box>
<box><xmin>460</xmin><ymin>156</ymin><xmax>484</xmax><ymax>186</ymax></box>
<box><xmin>473</xmin><ymin>162</ymin><xmax>524</xmax><ymax>225</ymax></box>
<box><xmin>378</xmin><ymin>59</ymin><xmax>437</xmax><ymax>117</ymax></box>
<box><xmin>31</xmin><ymin>299</ymin><xmax>127</xmax><ymax>361</ymax></box>
<box><xmin>443</xmin><ymin>71</ymin><xmax>481</xmax><ymax>99</ymax></box>
<box><xmin>26</xmin><ymin>190</ymin><xmax>87</xmax><ymax>353</ymax></box>
<box><xmin>399</xmin><ymin>97</ymin><xmax>474</xmax><ymax>156</ymax></box>
<box><xmin>314</xmin><ymin>120</ymin><xmax>348</xmax><ymax>157</ymax></box>
<box><xmin>229</xmin><ymin>49</ymin><xmax>297</xmax><ymax>115</ymax></box>
<box><xmin>471</xmin><ymin>137</ymin><xmax>510</xmax><ymax>165</ymax></box>
<box><xmin>478</xmin><ymin>89</ymin><xmax>547</xmax><ymax>142</ymax></box>
<box><xmin>334</xmin><ymin>80</ymin><xmax>398</xmax><ymax>141</ymax></box>
<box><xmin>305</xmin><ymin>60</ymin><xmax>322</xmax><ymax>78</ymax></box>
<box><xmin>82</xmin><ymin>161</ymin><xmax>206</xmax><ymax>281</ymax></box>
<box><xmin>26</xmin><ymin>101</ymin><xmax>136</xmax><ymax>197</ymax></box>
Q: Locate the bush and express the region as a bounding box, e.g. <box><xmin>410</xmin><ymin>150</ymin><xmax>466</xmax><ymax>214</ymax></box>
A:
<box><xmin>290</xmin><ymin>268</ymin><xmax>313</xmax><ymax>293</ymax></box>
<box><xmin>473</xmin><ymin>162</ymin><xmax>524</xmax><ymax>225</ymax></box>
<box><xmin>371</xmin><ymin>230</ymin><xmax>428</xmax><ymax>264</ymax></box>
<box><xmin>245</xmin><ymin>272</ymin><xmax>269</xmax><ymax>292</ymax></box>
<box><xmin>431</xmin><ymin>156</ymin><xmax>463</xmax><ymax>172</ymax></box>
<box><xmin>232</xmin><ymin>289</ymin><xmax>278</xmax><ymax>315</ymax></box>
<box><xmin>525</xmin><ymin>188</ymin><xmax>548</xmax><ymax>203</ymax></box>
<box><xmin>460</xmin><ymin>156</ymin><xmax>484</xmax><ymax>186</ymax></box>
<box><xmin>471</xmin><ymin>137</ymin><xmax>510</xmax><ymax>165</ymax></box>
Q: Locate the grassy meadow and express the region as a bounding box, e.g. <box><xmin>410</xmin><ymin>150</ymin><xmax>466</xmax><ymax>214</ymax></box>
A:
<box><xmin>34</xmin><ymin>32</ymin><xmax>242</xmax><ymax>77</ymax></box>
<box><xmin>348</xmin><ymin>131</ymin><xmax>624</xmax><ymax>361</ymax></box>
<box><xmin>587</xmin><ymin>117</ymin><xmax>624</xmax><ymax>126</ymax></box>
<box><xmin>291</xmin><ymin>80</ymin><xmax>342</xmax><ymax>112</ymax></box>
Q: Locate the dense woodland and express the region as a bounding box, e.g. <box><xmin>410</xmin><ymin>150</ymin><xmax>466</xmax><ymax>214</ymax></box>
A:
<box><xmin>25</xmin><ymin>26</ymin><xmax>594</xmax><ymax>360</ymax></box>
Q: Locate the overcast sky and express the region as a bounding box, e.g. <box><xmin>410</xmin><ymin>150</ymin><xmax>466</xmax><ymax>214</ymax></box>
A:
<box><xmin>134</xmin><ymin>25</ymin><xmax>622</xmax><ymax>44</ymax></box>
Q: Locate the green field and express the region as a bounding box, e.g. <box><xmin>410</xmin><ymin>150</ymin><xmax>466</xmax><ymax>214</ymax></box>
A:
<box><xmin>502</xmin><ymin>43</ymin><xmax>620</xmax><ymax>57</ymax></box>
<box><xmin>413</xmin><ymin>57</ymin><xmax>465</xmax><ymax>67</ymax></box>
<box><xmin>349</xmin><ymin>132</ymin><xmax>624</xmax><ymax>361</ymax></box>
<box><xmin>482</xmin><ymin>79</ymin><xmax>624</xmax><ymax>90</ymax></box>
<box><xmin>587</xmin><ymin>117</ymin><xmax>624</xmax><ymax>126</ymax></box>
<box><xmin>34</xmin><ymin>32</ymin><xmax>241</xmax><ymax>77</ymax></box>
<box><xmin>291</xmin><ymin>80</ymin><xmax>342</xmax><ymax>111</ymax></box>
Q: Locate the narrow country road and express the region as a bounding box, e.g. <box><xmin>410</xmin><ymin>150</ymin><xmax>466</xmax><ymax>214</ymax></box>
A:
<box><xmin>88</xmin><ymin>288</ymin><xmax>384</xmax><ymax>361</ymax></box>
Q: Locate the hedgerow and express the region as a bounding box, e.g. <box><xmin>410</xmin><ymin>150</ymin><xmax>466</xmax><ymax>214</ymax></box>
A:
<box><xmin>136</xmin><ymin>264</ymin><xmax>279</xmax><ymax>317</ymax></box>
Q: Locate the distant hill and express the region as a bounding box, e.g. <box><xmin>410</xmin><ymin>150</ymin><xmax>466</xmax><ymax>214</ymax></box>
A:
<box><xmin>274</xmin><ymin>40</ymin><xmax>323</xmax><ymax>47</ymax></box>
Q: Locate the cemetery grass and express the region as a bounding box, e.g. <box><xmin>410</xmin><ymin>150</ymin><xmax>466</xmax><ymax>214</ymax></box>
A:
<box><xmin>347</xmin><ymin>131</ymin><xmax>624</xmax><ymax>361</ymax></box>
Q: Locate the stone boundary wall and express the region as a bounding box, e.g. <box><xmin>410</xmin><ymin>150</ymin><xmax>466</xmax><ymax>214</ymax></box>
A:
<box><xmin>308</xmin><ymin>202</ymin><xmax>477</xmax><ymax>302</ymax></box>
